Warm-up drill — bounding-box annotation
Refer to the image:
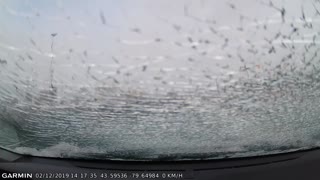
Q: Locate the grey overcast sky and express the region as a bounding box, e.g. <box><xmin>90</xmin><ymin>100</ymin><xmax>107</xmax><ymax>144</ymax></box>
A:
<box><xmin>0</xmin><ymin>0</ymin><xmax>318</xmax><ymax>93</ymax></box>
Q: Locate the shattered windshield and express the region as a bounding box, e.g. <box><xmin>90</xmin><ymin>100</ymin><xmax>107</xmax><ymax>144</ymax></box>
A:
<box><xmin>0</xmin><ymin>0</ymin><xmax>320</xmax><ymax>161</ymax></box>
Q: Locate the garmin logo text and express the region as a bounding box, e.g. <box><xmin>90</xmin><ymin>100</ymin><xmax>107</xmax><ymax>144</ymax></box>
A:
<box><xmin>2</xmin><ymin>173</ymin><xmax>32</xmax><ymax>179</ymax></box>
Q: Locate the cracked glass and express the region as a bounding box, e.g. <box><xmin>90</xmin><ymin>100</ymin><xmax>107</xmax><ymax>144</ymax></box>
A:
<box><xmin>0</xmin><ymin>0</ymin><xmax>320</xmax><ymax>160</ymax></box>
